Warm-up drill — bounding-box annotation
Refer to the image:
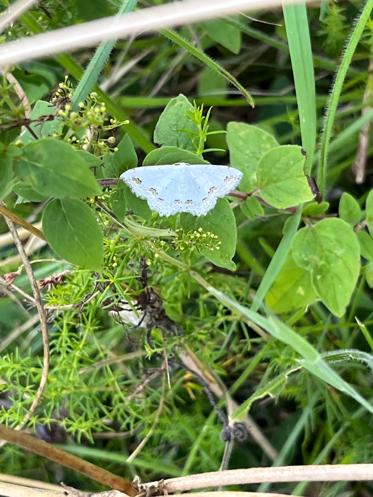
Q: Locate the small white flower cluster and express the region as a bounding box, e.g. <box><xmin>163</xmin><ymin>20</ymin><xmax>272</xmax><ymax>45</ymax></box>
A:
<box><xmin>174</xmin><ymin>227</ymin><xmax>221</xmax><ymax>252</ymax></box>
<box><xmin>52</xmin><ymin>79</ymin><xmax>128</xmax><ymax>154</ymax></box>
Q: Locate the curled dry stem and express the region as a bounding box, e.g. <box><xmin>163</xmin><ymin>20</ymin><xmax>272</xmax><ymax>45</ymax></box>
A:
<box><xmin>1</xmin><ymin>216</ymin><xmax>49</xmax><ymax>434</ymax></box>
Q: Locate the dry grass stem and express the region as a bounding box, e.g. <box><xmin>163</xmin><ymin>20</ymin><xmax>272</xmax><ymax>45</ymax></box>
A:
<box><xmin>1</xmin><ymin>217</ymin><xmax>50</xmax><ymax>434</ymax></box>
<box><xmin>145</xmin><ymin>464</ymin><xmax>373</xmax><ymax>492</ymax></box>
<box><xmin>0</xmin><ymin>425</ymin><xmax>135</xmax><ymax>494</ymax></box>
<box><xmin>0</xmin><ymin>0</ymin><xmax>307</xmax><ymax>67</ymax></box>
<box><xmin>353</xmin><ymin>57</ymin><xmax>373</xmax><ymax>184</ymax></box>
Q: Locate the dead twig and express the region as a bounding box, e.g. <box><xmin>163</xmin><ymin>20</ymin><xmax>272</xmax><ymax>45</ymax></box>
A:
<box><xmin>1</xmin><ymin>216</ymin><xmax>50</xmax><ymax>434</ymax></box>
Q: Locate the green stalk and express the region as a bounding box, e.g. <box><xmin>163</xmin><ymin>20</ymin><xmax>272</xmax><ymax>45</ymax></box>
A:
<box><xmin>318</xmin><ymin>0</ymin><xmax>373</xmax><ymax>194</ymax></box>
<box><xmin>251</xmin><ymin>208</ymin><xmax>302</xmax><ymax>312</ymax></box>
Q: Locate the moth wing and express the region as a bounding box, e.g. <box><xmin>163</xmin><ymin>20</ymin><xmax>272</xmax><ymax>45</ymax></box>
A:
<box><xmin>188</xmin><ymin>165</ymin><xmax>243</xmax><ymax>197</ymax></box>
<box><xmin>121</xmin><ymin>165</ymin><xmax>185</xmax><ymax>216</ymax></box>
<box><xmin>120</xmin><ymin>166</ymin><xmax>173</xmax><ymax>198</ymax></box>
<box><xmin>120</xmin><ymin>164</ymin><xmax>242</xmax><ymax>217</ymax></box>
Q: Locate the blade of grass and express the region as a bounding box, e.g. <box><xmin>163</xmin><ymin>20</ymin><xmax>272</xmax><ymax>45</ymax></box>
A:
<box><xmin>190</xmin><ymin>271</ymin><xmax>373</xmax><ymax>415</ymax></box>
<box><xmin>283</xmin><ymin>2</ymin><xmax>316</xmax><ymax>174</ymax></box>
<box><xmin>250</xmin><ymin>207</ymin><xmax>302</xmax><ymax>312</ymax></box>
<box><xmin>318</xmin><ymin>0</ymin><xmax>373</xmax><ymax>195</ymax></box>
<box><xmin>71</xmin><ymin>0</ymin><xmax>137</xmax><ymax>109</ymax></box>
<box><xmin>161</xmin><ymin>28</ymin><xmax>254</xmax><ymax>106</ymax></box>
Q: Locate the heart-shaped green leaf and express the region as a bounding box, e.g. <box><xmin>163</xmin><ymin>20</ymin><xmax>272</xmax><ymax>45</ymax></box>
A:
<box><xmin>256</xmin><ymin>145</ymin><xmax>313</xmax><ymax>208</ymax></box>
<box><xmin>292</xmin><ymin>218</ymin><xmax>360</xmax><ymax>317</ymax></box>
<box><xmin>154</xmin><ymin>94</ymin><xmax>199</xmax><ymax>151</ymax></box>
<box><xmin>227</xmin><ymin>122</ymin><xmax>278</xmax><ymax>191</ymax></box>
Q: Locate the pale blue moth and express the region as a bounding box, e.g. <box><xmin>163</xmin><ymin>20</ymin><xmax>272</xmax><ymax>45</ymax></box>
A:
<box><xmin>120</xmin><ymin>162</ymin><xmax>243</xmax><ymax>217</ymax></box>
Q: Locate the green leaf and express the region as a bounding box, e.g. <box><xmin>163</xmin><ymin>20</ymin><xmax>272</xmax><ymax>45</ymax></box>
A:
<box><xmin>302</xmin><ymin>200</ymin><xmax>329</xmax><ymax>216</ymax></box>
<box><xmin>366</xmin><ymin>189</ymin><xmax>373</xmax><ymax>237</ymax></box>
<box><xmin>227</xmin><ymin>122</ymin><xmax>278</xmax><ymax>191</ymax></box>
<box><xmin>76</xmin><ymin>150</ymin><xmax>102</xmax><ymax>168</ymax></box>
<box><xmin>181</xmin><ymin>199</ymin><xmax>237</xmax><ymax>270</ymax></box>
<box><xmin>357</xmin><ymin>230</ymin><xmax>373</xmax><ymax>262</ymax></box>
<box><xmin>339</xmin><ymin>192</ymin><xmax>362</xmax><ymax>225</ymax></box>
<box><xmin>143</xmin><ymin>146</ymin><xmax>207</xmax><ymax>166</ymax></box>
<box><xmin>256</xmin><ymin>145</ymin><xmax>313</xmax><ymax>209</ymax></box>
<box><xmin>203</xmin><ymin>19</ymin><xmax>241</xmax><ymax>54</ymax></box>
<box><xmin>100</xmin><ymin>134</ymin><xmax>137</xmax><ymax>178</ymax></box>
<box><xmin>14</xmin><ymin>138</ymin><xmax>101</xmax><ymax>199</ymax></box>
<box><xmin>153</xmin><ymin>94</ymin><xmax>199</xmax><ymax>152</ymax></box>
<box><xmin>19</xmin><ymin>100</ymin><xmax>63</xmax><ymax>144</ymax></box>
<box><xmin>240</xmin><ymin>196</ymin><xmax>264</xmax><ymax>219</ymax></box>
<box><xmin>14</xmin><ymin>183</ymin><xmax>46</xmax><ymax>202</ymax></box>
<box><xmin>266</xmin><ymin>254</ymin><xmax>318</xmax><ymax>313</ymax></box>
<box><xmin>42</xmin><ymin>199</ymin><xmax>103</xmax><ymax>269</ymax></box>
<box><xmin>292</xmin><ymin>218</ymin><xmax>360</xmax><ymax>317</ymax></box>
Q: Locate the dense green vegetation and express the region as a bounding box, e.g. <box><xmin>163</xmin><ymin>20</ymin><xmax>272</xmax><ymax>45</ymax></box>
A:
<box><xmin>0</xmin><ymin>1</ymin><xmax>372</xmax><ymax>496</ymax></box>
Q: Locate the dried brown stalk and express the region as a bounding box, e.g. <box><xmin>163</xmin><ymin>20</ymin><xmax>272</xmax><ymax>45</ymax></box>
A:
<box><xmin>143</xmin><ymin>464</ymin><xmax>373</xmax><ymax>493</ymax></box>
<box><xmin>0</xmin><ymin>425</ymin><xmax>135</xmax><ymax>495</ymax></box>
